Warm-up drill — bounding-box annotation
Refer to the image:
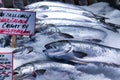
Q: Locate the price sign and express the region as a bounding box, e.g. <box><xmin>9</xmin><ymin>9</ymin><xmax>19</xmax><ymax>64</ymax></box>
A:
<box><xmin>0</xmin><ymin>10</ymin><xmax>36</xmax><ymax>35</ymax></box>
<box><xmin>0</xmin><ymin>52</ymin><xmax>13</xmax><ymax>80</ymax></box>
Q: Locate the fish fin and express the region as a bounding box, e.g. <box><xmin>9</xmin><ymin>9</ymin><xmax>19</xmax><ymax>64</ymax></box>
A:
<box><xmin>35</xmin><ymin>69</ymin><xmax>46</xmax><ymax>76</ymax></box>
<box><xmin>73</xmin><ymin>50</ymin><xmax>87</xmax><ymax>58</ymax></box>
<box><xmin>59</xmin><ymin>33</ymin><xmax>74</xmax><ymax>38</ymax></box>
<box><xmin>38</xmin><ymin>5</ymin><xmax>49</xmax><ymax>10</ymax></box>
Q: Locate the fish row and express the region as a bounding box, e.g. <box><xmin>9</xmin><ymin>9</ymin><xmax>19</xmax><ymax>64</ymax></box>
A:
<box><xmin>26</xmin><ymin>1</ymin><xmax>111</xmax><ymax>43</ymax></box>
<box><xmin>43</xmin><ymin>39</ymin><xmax>120</xmax><ymax>66</ymax></box>
<box><xmin>26</xmin><ymin>1</ymin><xmax>118</xmax><ymax>31</ymax></box>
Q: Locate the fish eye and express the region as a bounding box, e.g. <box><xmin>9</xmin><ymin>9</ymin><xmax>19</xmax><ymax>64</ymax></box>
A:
<box><xmin>49</xmin><ymin>27</ymin><xmax>56</xmax><ymax>33</ymax></box>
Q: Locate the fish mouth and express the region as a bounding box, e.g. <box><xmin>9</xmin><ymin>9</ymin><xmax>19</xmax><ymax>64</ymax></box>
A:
<box><xmin>13</xmin><ymin>73</ymin><xmax>35</xmax><ymax>80</ymax></box>
<box><xmin>13</xmin><ymin>69</ymin><xmax>46</xmax><ymax>80</ymax></box>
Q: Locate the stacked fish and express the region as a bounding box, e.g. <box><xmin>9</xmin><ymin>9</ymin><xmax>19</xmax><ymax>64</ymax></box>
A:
<box><xmin>25</xmin><ymin>1</ymin><xmax>120</xmax><ymax>66</ymax></box>
<box><xmin>13</xmin><ymin>1</ymin><xmax>120</xmax><ymax>80</ymax></box>
<box><xmin>26</xmin><ymin>1</ymin><xmax>109</xmax><ymax>42</ymax></box>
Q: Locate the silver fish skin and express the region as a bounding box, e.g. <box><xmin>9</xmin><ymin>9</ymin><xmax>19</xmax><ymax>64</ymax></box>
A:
<box><xmin>14</xmin><ymin>61</ymin><xmax>76</xmax><ymax>78</ymax></box>
<box><xmin>25</xmin><ymin>1</ymin><xmax>83</xmax><ymax>10</ymax></box>
<box><xmin>40</xmin><ymin>25</ymin><xmax>107</xmax><ymax>42</ymax></box>
<box><xmin>26</xmin><ymin>2</ymin><xmax>107</xmax><ymax>22</ymax></box>
<box><xmin>31</xmin><ymin>6</ymin><xmax>95</xmax><ymax>18</ymax></box>
<box><xmin>36</xmin><ymin>11</ymin><xmax>97</xmax><ymax>23</ymax></box>
<box><xmin>44</xmin><ymin>40</ymin><xmax>120</xmax><ymax>66</ymax></box>
<box><xmin>36</xmin><ymin>18</ymin><xmax>101</xmax><ymax>28</ymax></box>
<box><xmin>36</xmin><ymin>18</ymin><xmax>117</xmax><ymax>32</ymax></box>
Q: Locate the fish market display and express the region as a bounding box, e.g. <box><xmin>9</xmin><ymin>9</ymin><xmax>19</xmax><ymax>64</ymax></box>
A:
<box><xmin>44</xmin><ymin>40</ymin><xmax>120</xmax><ymax>66</ymax></box>
<box><xmin>2</xmin><ymin>1</ymin><xmax>119</xmax><ymax>80</ymax></box>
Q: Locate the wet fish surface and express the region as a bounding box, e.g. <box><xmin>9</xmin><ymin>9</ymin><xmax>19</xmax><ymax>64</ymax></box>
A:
<box><xmin>25</xmin><ymin>1</ymin><xmax>83</xmax><ymax>10</ymax></box>
<box><xmin>36</xmin><ymin>18</ymin><xmax>101</xmax><ymax>28</ymax></box>
<box><xmin>36</xmin><ymin>11</ymin><xmax>97</xmax><ymax>23</ymax></box>
<box><xmin>44</xmin><ymin>40</ymin><xmax>120</xmax><ymax>66</ymax></box>
<box><xmin>40</xmin><ymin>25</ymin><xmax>107</xmax><ymax>42</ymax></box>
<box><xmin>33</xmin><ymin>6</ymin><xmax>95</xmax><ymax>18</ymax></box>
<box><xmin>14</xmin><ymin>60</ymin><xmax>76</xmax><ymax>79</ymax></box>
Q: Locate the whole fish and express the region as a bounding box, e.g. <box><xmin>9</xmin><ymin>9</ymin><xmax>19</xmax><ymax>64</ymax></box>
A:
<box><xmin>36</xmin><ymin>18</ymin><xmax>118</xmax><ymax>32</ymax></box>
<box><xmin>36</xmin><ymin>11</ymin><xmax>97</xmax><ymax>23</ymax></box>
<box><xmin>14</xmin><ymin>60</ymin><xmax>76</xmax><ymax>79</ymax></box>
<box><xmin>37</xmin><ymin>18</ymin><xmax>101</xmax><ymax>28</ymax></box>
<box><xmin>43</xmin><ymin>40</ymin><xmax>120</xmax><ymax>66</ymax></box>
<box><xmin>40</xmin><ymin>25</ymin><xmax>107</xmax><ymax>42</ymax></box>
<box><xmin>25</xmin><ymin>1</ymin><xmax>83</xmax><ymax>10</ymax></box>
<box><xmin>32</xmin><ymin>6</ymin><xmax>95</xmax><ymax>18</ymax></box>
<box><xmin>36</xmin><ymin>27</ymin><xmax>73</xmax><ymax>39</ymax></box>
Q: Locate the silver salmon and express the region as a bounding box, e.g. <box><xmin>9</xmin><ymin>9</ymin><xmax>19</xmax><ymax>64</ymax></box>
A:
<box><xmin>40</xmin><ymin>25</ymin><xmax>107</xmax><ymax>42</ymax></box>
<box><xmin>43</xmin><ymin>40</ymin><xmax>120</xmax><ymax>66</ymax></box>
<box><xmin>14</xmin><ymin>60</ymin><xmax>76</xmax><ymax>79</ymax></box>
<box><xmin>32</xmin><ymin>6</ymin><xmax>95</xmax><ymax>18</ymax></box>
<box><xmin>36</xmin><ymin>11</ymin><xmax>97</xmax><ymax>23</ymax></box>
<box><xmin>25</xmin><ymin>1</ymin><xmax>83</xmax><ymax>10</ymax></box>
<box><xmin>36</xmin><ymin>18</ymin><xmax>101</xmax><ymax>27</ymax></box>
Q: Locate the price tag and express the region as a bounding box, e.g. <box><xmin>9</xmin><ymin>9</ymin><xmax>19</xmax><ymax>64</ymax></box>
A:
<box><xmin>0</xmin><ymin>52</ymin><xmax>13</xmax><ymax>80</ymax></box>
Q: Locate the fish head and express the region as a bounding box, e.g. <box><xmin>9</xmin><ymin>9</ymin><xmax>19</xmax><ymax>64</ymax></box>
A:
<box><xmin>13</xmin><ymin>69</ymin><xmax>31</xmax><ymax>80</ymax></box>
<box><xmin>39</xmin><ymin>25</ymin><xmax>59</xmax><ymax>35</ymax></box>
<box><xmin>43</xmin><ymin>40</ymin><xmax>88</xmax><ymax>63</ymax></box>
<box><xmin>13</xmin><ymin>67</ymin><xmax>46</xmax><ymax>80</ymax></box>
<box><xmin>13</xmin><ymin>71</ymin><xmax>36</xmax><ymax>80</ymax></box>
<box><xmin>39</xmin><ymin>25</ymin><xmax>73</xmax><ymax>38</ymax></box>
<box><xmin>43</xmin><ymin>40</ymin><xmax>73</xmax><ymax>58</ymax></box>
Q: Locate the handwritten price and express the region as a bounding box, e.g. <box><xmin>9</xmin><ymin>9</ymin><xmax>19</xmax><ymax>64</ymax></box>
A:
<box><xmin>0</xmin><ymin>64</ymin><xmax>12</xmax><ymax>68</ymax></box>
